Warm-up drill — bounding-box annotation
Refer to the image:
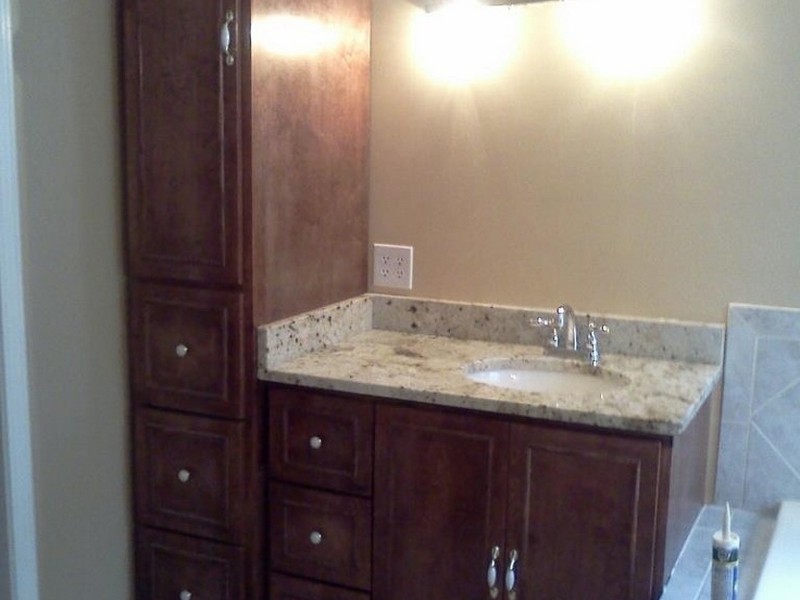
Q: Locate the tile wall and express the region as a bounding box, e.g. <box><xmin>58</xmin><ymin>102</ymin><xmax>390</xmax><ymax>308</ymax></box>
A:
<box><xmin>716</xmin><ymin>303</ymin><xmax>800</xmax><ymax>514</ymax></box>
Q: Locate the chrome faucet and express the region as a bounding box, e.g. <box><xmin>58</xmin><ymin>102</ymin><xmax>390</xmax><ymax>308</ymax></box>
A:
<box><xmin>533</xmin><ymin>305</ymin><xmax>610</xmax><ymax>367</ymax></box>
<box><xmin>535</xmin><ymin>305</ymin><xmax>578</xmax><ymax>352</ymax></box>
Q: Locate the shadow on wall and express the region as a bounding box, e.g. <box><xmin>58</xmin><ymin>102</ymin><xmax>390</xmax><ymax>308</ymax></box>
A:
<box><xmin>716</xmin><ymin>304</ymin><xmax>800</xmax><ymax>513</ymax></box>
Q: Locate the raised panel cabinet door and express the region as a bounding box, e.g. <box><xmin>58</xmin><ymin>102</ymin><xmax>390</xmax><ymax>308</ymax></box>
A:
<box><xmin>269</xmin><ymin>386</ymin><xmax>374</xmax><ymax>496</ymax></box>
<box><xmin>136</xmin><ymin>528</ymin><xmax>245</xmax><ymax>599</ymax></box>
<box><xmin>506</xmin><ymin>423</ymin><xmax>663</xmax><ymax>600</ymax></box>
<box><xmin>373</xmin><ymin>404</ymin><xmax>509</xmax><ymax>600</ymax></box>
<box><xmin>123</xmin><ymin>0</ymin><xmax>244</xmax><ymax>284</ymax></box>
<box><xmin>135</xmin><ymin>409</ymin><xmax>247</xmax><ymax>542</ymax></box>
<box><xmin>129</xmin><ymin>283</ymin><xmax>245</xmax><ymax>418</ymax></box>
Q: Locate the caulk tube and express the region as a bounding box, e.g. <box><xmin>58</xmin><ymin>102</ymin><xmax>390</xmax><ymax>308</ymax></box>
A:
<box><xmin>712</xmin><ymin>502</ymin><xmax>740</xmax><ymax>600</ymax></box>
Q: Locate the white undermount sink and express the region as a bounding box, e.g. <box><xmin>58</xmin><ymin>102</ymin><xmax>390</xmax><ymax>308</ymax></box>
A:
<box><xmin>464</xmin><ymin>358</ymin><xmax>629</xmax><ymax>394</ymax></box>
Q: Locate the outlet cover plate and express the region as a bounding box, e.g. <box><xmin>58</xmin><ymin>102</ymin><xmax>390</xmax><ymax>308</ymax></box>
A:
<box><xmin>373</xmin><ymin>243</ymin><xmax>413</xmax><ymax>290</ymax></box>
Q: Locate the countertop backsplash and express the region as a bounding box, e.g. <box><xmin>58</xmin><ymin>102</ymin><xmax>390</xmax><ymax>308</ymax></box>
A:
<box><xmin>261</xmin><ymin>293</ymin><xmax>724</xmax><ymax>373</ymax></box>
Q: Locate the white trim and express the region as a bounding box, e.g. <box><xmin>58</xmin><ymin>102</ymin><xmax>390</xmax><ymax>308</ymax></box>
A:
<box><xmin>0</xmin><ymin>0</ymin><xmax>40</xmax><ymax>596</ymax></box>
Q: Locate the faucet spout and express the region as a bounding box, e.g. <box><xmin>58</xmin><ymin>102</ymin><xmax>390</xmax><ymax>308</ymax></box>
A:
<box><xmin>554</xmin><ymin>305</ymin><xmax>578</xmax><ymax>351</ymax></box>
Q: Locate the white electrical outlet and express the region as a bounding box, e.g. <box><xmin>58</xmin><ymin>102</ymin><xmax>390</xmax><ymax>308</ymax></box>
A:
<box><xmin>373</xmin><ymin>243</ymin><xmax>413</xmax><ymax>290</ymax></box>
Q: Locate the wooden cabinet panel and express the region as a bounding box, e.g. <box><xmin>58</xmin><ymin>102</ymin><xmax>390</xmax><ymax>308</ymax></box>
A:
<box><xmin>270</xmin><ymin>573</ymin><xmax>370</xmax><ymax>600</ymax></box>
<box><xmin>137</xmin><ymin>528</ymin><xmax>245</xmax><ymax>600</ymax></box>
<box><xmin>123</xmin><ymin>0</ymin><xmax>243</xmax><ymax>284</ymax></box>
<box><xmin>135</xmin><ymin>409</ymin><xmax>246</xmax><ymax>542</ymax></box>
<box><xmin>506</xmin><ymin>423</ymin><xmax>662</xmax><ymax>600</ymax></box>
<box><xmin>270</xmin><ymin>483</ymin><xmax>372</xmax><ymax>591</ymax></box>
<box><xmin>251</xmin><ymin>0</ymin><xmax>370</xmax><ymax>322</ymax></box>
<box><xmin>130</xmin><ymin>284</ymin><xmax>245</xmax><ymax>418</ymax></box>
<box><xmin>269</xmin><ymin>387</ymin><xmax>373</xmax><ymax>496</ymax></box>
<box><xmin>373</xmin><ymin>404</ymin><xmax>509</xmax><ymax>600</ymax></box>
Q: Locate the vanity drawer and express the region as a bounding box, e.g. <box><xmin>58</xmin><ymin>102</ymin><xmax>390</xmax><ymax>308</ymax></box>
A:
<box><xmin>269</xmin><ymin>386</ymin><xmax>373</xmax><ymax>496</ymax></box>
<box><xmin>270</xmin><ymin>572</ymin><xmax>370</xmax><ymax>600</ymax></box>
<box><xmin>129</xmin><ymin>283</ymin><xmax>245</xmax><ymax>418</ymax></box>
<box><xmin>136</xmin><ymin>528</ymin><xmax>245</xmax><ymax>600</ymax></box>
<box><xmin>135</xmin><ymin>409</ymin><xmax>246</xmax><ymax>542</ymax></box>
<box><xmin>270</xmin><ymin>483</ymin><xmax>372</xmax><ymax>591</ymax></box>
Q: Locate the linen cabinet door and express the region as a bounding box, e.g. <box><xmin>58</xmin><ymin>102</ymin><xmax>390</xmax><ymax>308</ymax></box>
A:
<box><xmin>122</xmin><ymin>0</ymin><xmax>244</xmax><ymax>285</ymax></box>
<box><xmin>373</xmin><ymin>405</ymin><xmax>509</xmax><ymax>600</ymax></box>
<box><xmin>506</xmin><ymin>423</ymin><xmax>662</xmax><ymax>600</ymax></box>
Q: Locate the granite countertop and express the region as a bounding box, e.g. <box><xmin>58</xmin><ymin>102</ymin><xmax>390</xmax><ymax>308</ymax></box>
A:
<box><xmin>258</xmin><ymin>295</ymin><xmax>724</xmax><ymax>436</ymax></box>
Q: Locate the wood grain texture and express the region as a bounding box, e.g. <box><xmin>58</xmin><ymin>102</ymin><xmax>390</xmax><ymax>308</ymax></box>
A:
<box><xmin>373</xmin><ymin>404</ymin><xmax>509</xmax><ymax>600</ymax></box>
<box><xmin>507</xmin><ymin>423</ymin><xmax>663</xmax><ymax>600</ymax></box>
<box><xmin>270</xmin><ymin>572</ymin><xmax>370</xmax><ymax>600</ymax></box>
<box><xmin>268</xmin><ymin>385</ymin><xmax>374</xmax><ymax>496</ymax></box>
<box><xmin>251</xmin><ymin>0</ymin><xmax>370</xmax><ymax>323</ymax></box>
<box><xmin>129</xmin><ymin>283</ymin><xmax>246</xmax><ymax>418</ymax></box>
<box><xmin>269</xmin><ymin>483</ymin><xmax>372</xmax><ymax>591</ymax></box>
<box><xmin>136</xmin><ymin>528</ymin><xmax>245</xmax><ymax>600</ymax></box>
<box><xmin>135</xmin><ymin>409</ymin><xmax>247</xmax><ymax>543</ymax></box>
<box><xmin>123</xmin><ymin>0</ymin><xmax>244</xmax><ymax>284</ymax></box>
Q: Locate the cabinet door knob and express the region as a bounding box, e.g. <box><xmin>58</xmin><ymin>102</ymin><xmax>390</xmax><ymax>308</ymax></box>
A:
<box><xmin>177</xmin><ymin>469</ymin><xmax>191</xmax><ymax>483</ymax></box>
<box><xmin>309</xmin><ymin>530</ymin><xmax>323</xmax><ymax>545</ymax></box>
<box><xmin>505</xmin><ymin>548</ymin><xmax>518</xmax><ymax>598</ymax></box>
<box><xmin>179</xmin><ymin>590</ymin><xmax>192</xmax><ymax>600</ymax></box>
<box><xmin>486</xmin><ymin>545</ymin><xmax>500</xmax><ymax>598</ymax></box>
<box><xmin>220</xmin><ymin>10</ymin><xmax>235</xmax><ymax>66</ymax></box>
<box><xmin>309</xmin><ymin>435</ymin><xmax>323</xmax><ymax>450</ymax></box>
<box><xmin>175</xmin><ymin>343</ymin><xmax>189</xmax><ymax>358</ymax></box>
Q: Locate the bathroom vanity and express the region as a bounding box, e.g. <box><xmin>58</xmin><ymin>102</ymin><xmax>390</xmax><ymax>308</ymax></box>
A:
<box><xmin>260</xmin><ymin>295</ymin><xmax>723</xmax><ymax>600</ymax></box>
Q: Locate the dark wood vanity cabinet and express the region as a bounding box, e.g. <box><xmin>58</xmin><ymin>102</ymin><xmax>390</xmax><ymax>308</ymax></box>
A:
<box><xmin>121</xmin><ymin>0</ymin><xmax>370</xmax><ymax>595</ymax></box>
<box><xmin>269</xmin><ymin>384</ymin><xmax>712</xmax><ymax>600</ymax></box>
<box><xmin>267</xmin><ymin>387</ymin><xmax>374</xmax><ymax>597</ymax></box>
<box><xmin>375</xmin><ymin>405</ymin><xmax>662</xmax><ymax>600</ymax></box>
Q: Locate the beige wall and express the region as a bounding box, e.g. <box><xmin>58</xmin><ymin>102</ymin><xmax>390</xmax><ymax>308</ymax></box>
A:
<box><xmin>12</xmin><ymin>0</ymin><xmax>131</xmax><ymax>597</ymax></box>
<box><xmin>370</xmin><ymin>0</ymin><xmax>800</xmax><ymax>323</ymax></box>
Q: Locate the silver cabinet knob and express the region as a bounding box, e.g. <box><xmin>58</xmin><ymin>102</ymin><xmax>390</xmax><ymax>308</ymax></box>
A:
<box><xmin>179</xmin><ymin>591</ymin><xmax>192</xmax><ymax>600</ymax></box>
<box><xmin>309</xmin><ymin>530</ymin><xmax>323</xmax><ymax>545</ymax></box>
<box><xmin>177</xmin><ymin>469</ymin><xmax>191</xmax><ymax>483</ymax></box>
<box><xmin>309</xmin><ymin>436</ymin><xmax>323</xmax><ymax>450</ymax></box>
<box><xmin>175</xmin><ymin>344</ymin><xmax>189</xmax><ymax>358</ymax></box>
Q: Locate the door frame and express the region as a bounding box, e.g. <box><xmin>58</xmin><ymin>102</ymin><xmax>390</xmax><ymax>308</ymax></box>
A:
<box><xmin>0</xmin><ymin>0</ymin><xmax>41</xmax><ymax>597</ymax></box>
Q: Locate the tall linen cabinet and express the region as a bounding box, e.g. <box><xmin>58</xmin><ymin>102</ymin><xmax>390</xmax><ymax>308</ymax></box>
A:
<box><xmin>120</xmin><ymin>0</ymin><xmax>370</xmax><ymax>597</ymax></box>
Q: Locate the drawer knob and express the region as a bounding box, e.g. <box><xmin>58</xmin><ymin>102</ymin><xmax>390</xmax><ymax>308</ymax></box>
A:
<box><xmin>179</xmin><ymin>591</ymin><xmax>192</xmax><ymax>600</ymax></box>
<box><xmin>309</xmin><ymin>436</ymin><xmax>323</xmax><ymax>450</ymax></box>
<box><xmin>177</xmin><ymin>469</ymin><xmax>191</xmax><ymax>483</ymax></box>
<box><xmin>175</xmin><ymin>344</ymin><xmax>189</xmax><ymax>358</ymax></box>
<box><xmin>309</xmin><ymin>530</ymin><xmax>323</xmax><ymax>545</ymax></box>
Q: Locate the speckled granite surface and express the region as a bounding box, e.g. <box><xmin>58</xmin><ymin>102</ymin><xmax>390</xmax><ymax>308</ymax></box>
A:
<box><xmin>258</xmin><ymin>295</ymin><xmax>723</xmax><ymax>436</ymax></box>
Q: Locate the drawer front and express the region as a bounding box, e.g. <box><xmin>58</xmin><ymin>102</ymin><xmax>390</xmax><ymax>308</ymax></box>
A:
<box><xmin>130</xmin><ymin>283</ymin><xmax>245</xmax><ymax>418</ymax></box>
<box><xmin>270</xmin><ymin>572</ymin><xmax>370</xmax><ymax>600</ymax></box>
<box><xmin>137</xmin><ymin>528</ymin><xmax>245</xmax><ymax>600</ymax></box>
<box><xmin>269</xmin><ymin>386</ymin><xmax>373</xmax><ymax>495</ymax></box>
<box><xmin>135</xmin><ymin>409</ymin><xmax>246</xmax><ymax>542</ymax></box>
<box><xmin>270</xmin><ymin>483</ymin><xmax>371</xmax><ymax>591</ymax></box>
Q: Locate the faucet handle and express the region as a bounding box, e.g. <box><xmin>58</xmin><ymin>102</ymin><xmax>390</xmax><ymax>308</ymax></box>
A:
<box><xmin>530</xmin><ymin>315</ymin><xmax>558</xmax><ymax>347</ymax></box>
<box><xmin>586</xmin><ymin>321</ymin><xmax>610</xmax><ymax>367</ymax></box>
